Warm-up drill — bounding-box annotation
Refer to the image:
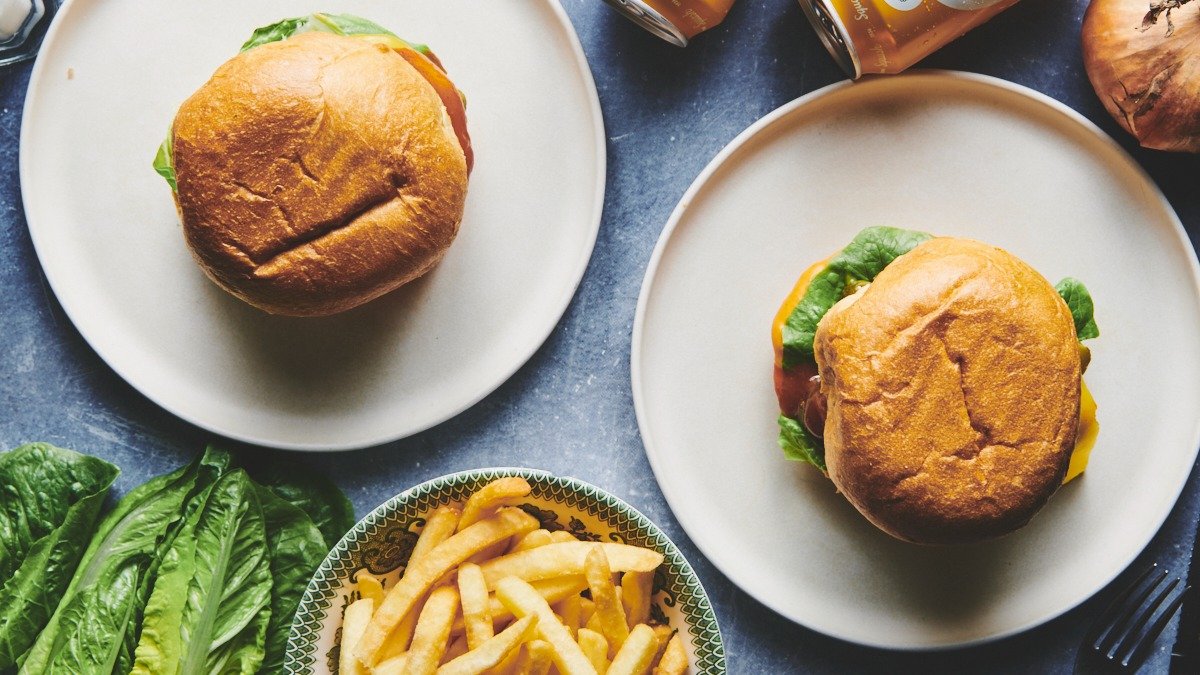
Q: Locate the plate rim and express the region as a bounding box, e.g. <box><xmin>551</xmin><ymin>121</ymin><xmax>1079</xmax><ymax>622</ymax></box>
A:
<box><xmin>283</xmin><ymin>467</ymin><xmax>727</xmax><ymax>673</ymax></box>
<box><xmin>18</xmin><ymin>0</ymin><xmax>607</xmax><ymax>451</ymax></box>
<box><xmin>630</xmin><ymin>69</ymin><xmax>1200</xmax><ymax>650</ymax></box>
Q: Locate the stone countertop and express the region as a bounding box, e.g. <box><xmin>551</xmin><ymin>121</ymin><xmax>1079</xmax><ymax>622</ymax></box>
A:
<box><xmin>1</xmin><ymin>0</ymin><xmax>1198</xmax><ymax>672</ymax></box>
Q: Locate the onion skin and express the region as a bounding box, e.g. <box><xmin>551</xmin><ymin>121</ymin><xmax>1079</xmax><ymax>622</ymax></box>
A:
<box><xmin>1082</xmin><ymin>0</ymin><xmax>1200</xmax><ymax>152</ymax></box>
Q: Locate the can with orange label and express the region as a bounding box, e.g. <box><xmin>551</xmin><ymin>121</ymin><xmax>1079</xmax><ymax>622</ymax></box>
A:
<box><xmin>799</xmin><ymin>0</ymin><xmax>1020</xmax><ymax>77</ymax></box>
<box><xmin>602</xmin><ymin>0</ymin><xmax>737</xmax><ymax>47</ymax></box>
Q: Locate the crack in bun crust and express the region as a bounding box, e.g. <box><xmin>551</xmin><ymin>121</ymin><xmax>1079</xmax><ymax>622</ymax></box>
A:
<box><xmin>814</xmin><ymin>238</ymin><xmax>1081</xmax><ymax>544</ymax></box>
<box><xmin>172</xmin><ymin>32</ymin><xmax>469</xmax><ymax>316</ymax></box>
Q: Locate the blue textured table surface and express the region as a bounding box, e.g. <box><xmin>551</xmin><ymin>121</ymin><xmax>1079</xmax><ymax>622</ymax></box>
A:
<box><xmin>2</xmin><ymin>1</ymin><xmax>1198</xmax><ymax>672</ymax></box>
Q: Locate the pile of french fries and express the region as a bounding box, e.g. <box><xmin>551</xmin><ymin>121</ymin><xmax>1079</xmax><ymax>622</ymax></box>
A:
<box><xmin>339</xmin><ymin>477</ymin><xmax>689</xmax><ymax>675</ymax></box>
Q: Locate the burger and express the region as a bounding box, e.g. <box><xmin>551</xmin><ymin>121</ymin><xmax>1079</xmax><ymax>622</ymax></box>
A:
<box><xmin>772</xmin><ymin>227</ymin><xmax>1099</xmax><ymax>544</ymax></box>
<box><xmin>153</xmin><ymin>13</ymin><xmax>472</xmax><ymax>316</ymax></box>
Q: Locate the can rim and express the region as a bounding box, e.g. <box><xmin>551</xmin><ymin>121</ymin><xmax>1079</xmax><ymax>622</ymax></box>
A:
<box><xmin>797</xmin><ymin>0</ymin><xmax>861</xmax><ymax>79</ymax></box>
<box><xmin>602</xmin><ymin>0</ymin><xmax>689</xmax><ymax>47</ymax></box>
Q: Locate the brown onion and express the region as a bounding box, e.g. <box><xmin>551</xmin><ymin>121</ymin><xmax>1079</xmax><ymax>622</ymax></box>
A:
<box><xmin>1082</xmin><ymin>0</ymin><xmax>1200</xmax><ymax>152</ymax></box>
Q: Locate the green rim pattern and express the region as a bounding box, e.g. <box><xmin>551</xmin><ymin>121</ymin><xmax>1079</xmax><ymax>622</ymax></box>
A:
<box><xmin>283</xmin><ymin>468</ymin><xmax>726</xmax><ymax>673</ymax></box>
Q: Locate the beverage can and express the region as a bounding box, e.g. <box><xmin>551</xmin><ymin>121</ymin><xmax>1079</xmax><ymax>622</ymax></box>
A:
<box><xmin>799</xmin><ymin>0</ymin><xmax>1020</xmax><ymax>77</ymax></box>
<box><xmin>602</xmin><ymin>0</ymin><xmax>736</xmax><ymax>47</ymax></box>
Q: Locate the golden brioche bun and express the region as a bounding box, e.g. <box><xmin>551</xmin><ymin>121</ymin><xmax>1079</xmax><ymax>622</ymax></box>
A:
<box><xmin>813</xmin><ymin>238</ymin><xmax>1081</xmax><ymax>544</ymax></box>
<box><xmin>172</xmin><ymin>31</ymin><xmax>468</xmax><ymax>316</ymax></box>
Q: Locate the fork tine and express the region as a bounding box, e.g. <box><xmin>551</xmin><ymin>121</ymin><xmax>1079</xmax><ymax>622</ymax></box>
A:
<box><xmin>1118</xmin><ymin>581</ymin><xmax>1189</xmax><ymax>669</ymax></box>
<box><xmin>1111</xmin><ymin>575</ymin><xmax>1180</xmax><ymax>661</ymax></box>
<box><xmin>1088</xmin><ymin>564</ymin><xmax>1162</xmax><ymax>652</ymax></box>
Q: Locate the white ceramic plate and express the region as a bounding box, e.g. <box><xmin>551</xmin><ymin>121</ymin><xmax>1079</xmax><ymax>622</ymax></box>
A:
<box><xmin>21</xmin><ymin>0</ymin><xmax>604</xmax><ymax>450</ymax></box>
<box><xmin>632</xmin><ymin>72</ymin><xmax>1200</xmax><ymax>649</ymax></box>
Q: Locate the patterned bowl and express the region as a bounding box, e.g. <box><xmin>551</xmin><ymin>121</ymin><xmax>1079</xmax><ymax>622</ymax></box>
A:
<box><xmin>283</xmin><ymin>467</ymin><xmax>726</xmax><ymax>674</ymax></box>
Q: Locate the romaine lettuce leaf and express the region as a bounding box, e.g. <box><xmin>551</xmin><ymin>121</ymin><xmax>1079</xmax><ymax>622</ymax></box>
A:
<box><xmin>249</xmin><ymin>460</ymin><xmax>355</xmax><ymax>550</ymax></box>
<box><xmin>19</xmin><ymin>445</ymin><xmax>350</xmax><ymax>675</ymax></box>
<box><xmin>256</xmin><ymin>486</ymin><xmax>327</xmax><ymax>673</ymax></box>
<box><xmin>0</xmin><ymin>444</ymin><xmax>118</xmax><ymax>669</ymax></box>
<box><xmin>239</xmin><ymin>16</ymin><xmax>309</xmax><ymax>52</ymax></box>
<box><xmin>307</xmin><ymin>13</ymin><xmax>404</xmax><ymax>41</ymax></box>
<box><xmin>132</xmin><ymin>470</ymin><xmax>271</xmax><ymax>675</ymax></box>
<box><xmin>26</xmin><ymin>561</ymin><xmax>140</xmax><ymax>674</ymax></box>
<box><xmin>1055</xmin><ymin>277</ymin><xmax>1100</xmax><ymax>341</ymax></box>
<box><xmin>781</xmin><ymin>226</ymin><xmax>932</xmax><ymax>367</ymax></box>
<box><xmin>778</xmin><ymin>415</ymin><xmax>826</xmax><ymax>471</ymax></box>
<box><xmin>152</xmin><ymin>131</ymin><xmax>175</xmax><ymax>193</ymax></box>
<box><xmin>238</xmin><ymin>13</ymin><xmax>429</xmax><ymax>54</ymax></box>
<box><xmin>19</xmin><ymin>447</ymin><xmax>231</xmax><ymax>675</ymax></box>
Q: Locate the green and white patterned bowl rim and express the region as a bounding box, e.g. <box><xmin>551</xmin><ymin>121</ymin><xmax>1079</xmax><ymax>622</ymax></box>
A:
<box><xmin>283</xmin><ymin>467</ymin><xmax>726</xmax><ymax>674</ymax></box>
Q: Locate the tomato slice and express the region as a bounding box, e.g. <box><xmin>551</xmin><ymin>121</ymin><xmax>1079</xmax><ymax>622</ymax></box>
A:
<box><xmin>348</xmin><ymin>34</ymin><xmax>472</xmax><ymax>174</ymax></box>
<box><xmin>395</xmin><ymin>47</ymin><xmax>474</xmax><ymax>174</ymax></box>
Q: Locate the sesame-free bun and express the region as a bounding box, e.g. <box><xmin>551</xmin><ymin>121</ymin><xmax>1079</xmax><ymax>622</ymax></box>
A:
<box><xmin>813</xmin><ymin>238</ymin><xmax>1080</xmax><ymax>544</ymax></box>
<box><xmin>172</xmin><ymin>31</ymin><xmax>468</xmax><ymax>316</ymax></box>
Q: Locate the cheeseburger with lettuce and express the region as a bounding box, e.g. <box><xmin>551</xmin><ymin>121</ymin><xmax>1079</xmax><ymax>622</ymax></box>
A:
<box><xmin>772</xmin><ymin>227</ymin><xmax>1099</xmax><ymax>544</ymax></box>
<box><xmin>154</xmin><ymin>13</ymin><xmax>472</xmax><ymax>316</ymax></box>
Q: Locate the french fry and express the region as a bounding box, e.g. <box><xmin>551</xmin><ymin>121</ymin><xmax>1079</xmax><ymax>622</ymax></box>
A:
<box><xmin>620</xmin><ymin>571</ymin><xmax>653</xmax><ymax>628</ymax></box>
<box><xmin>457</xmin><ymin>563</ymin><xmax>493</xmax><ymax>650</ymax></box>
<box><xmin>357</xmin><ymin>508</ymin><xmax>539</xmax><ymax>666</ymax></box>
<box><xmin>380</xmin><ymin>611</ymin><xmax>419</xmax><ymax>663</ymax></box>
<box><xmin>554</xmin><ymin>593</ymin><xmax>583</xmax><ymax>638</ymax></box>
<box><xmin>413</xmin><ymin>506</ymin><xmax>463</xmax><ymax>564</ymax></box>
<box><xmin>435</xmin><ymin>614</ymin><xmax>538</xmax><ymax>675</ymax></box>
<box><xmin>358</xmin><ymin>571</ymin><xmax>386</xmax><ymax>605</ymax></box>
<box><xmin>512</xmin><ymin>529</ymin><xmax>554</xmax><ymax>552</ymax></box>
<box><xmin>509</xmin><ymin>644</ymin><xmax>534</xmax><ymax>675</ymax></box>
<box><xmin>549</xmin><ymin>530</ymin><xmax>578</xmax><ymax>544</ymax></box>
<box><xmin>607</xmin><ymin>624</ymin><xmax>658</xmax><ymax>675</ymax></box>
<box><xmin>480</xmin><ymin>543</ymin><xmax>664</xmax><ymax>586</ymax></box>
<box><xmin>585</xmin><ymin>546</ymin><xmax>630</xmax><ymax>656</ymax></box>
<box><xmin>442</xmin><ymin>635</ymin><xmax>469</xmax><ymax>664</ymax></box>
<box><xmin>403</xmin><ymin>585</ymin><xmax>460</xmax><ymax>675</ymax></box>
<box><xmin>380</xmin><ymin>506</ymin><xmax>465</xmax><ymax>660</ymax></box>
<box><xmin>526</xmin><ymin>639</ymin><xmax>553</xmax><ymax>675</ymax></box>
<box><xmin>579</xmin><ymin>597</ymin><xmax>596</xmax><ymax>627</ymax></box>
<box><xmin>577</xmin><ymin>628</ymin><xmax>610</xmax><ymax>674</ymax></box>
<box><xmin>492</xmin><ymin>644</ymin><xmax>522</xmax><ymax>675</ymax></box>
<box><xmin>459</xmin><ymin>477</ymin><xmax>532</xmax><ymax>530</ymax></box>
<box><xmin>451</xmin><ymin>576</ymin><xmax>588</xmax><ymax>634</ymax></box>
<box><xmin>339</xmin><ymin>598</ymin><xmax>374</xmax><ymax>675</ymax></box>
<box><xmin>494</xmin><ymin>576</ymin><xmax>598</xmax><ymax>675</ymax></box>
<box><xmin>584</xmin><ymin>611</ymin><xmax>603</xmax><ymax>634</ymax></box>
<box><xmin>652</xmin><ymin>633</ymin><xmax>687</xmax><ymax>675</ymax></box>
<box><xmin>463</xmin><ymin>478</ymin><xmax>534</xmax><ymax>562</ymax></box>
<box><xmin>649</xmin><ymin>625</ymin><xmax>673</xmax><ymax>665</ymax></box>
<box><xmin>384</xmin><ymin>612</ymin><xmax>422</xmax><ymax>658</ymax></box>
<box><xmin>373</xmin><ymin>653</ymin><xmax>410</xmax><ymax>675</ymax></box>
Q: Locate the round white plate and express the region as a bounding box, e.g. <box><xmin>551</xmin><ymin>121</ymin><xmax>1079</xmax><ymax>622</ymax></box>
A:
<box><xmin>632</xmin><ymin>71</ymin><xmax>1200</xmax><ymax>649</ymax></box>
<box><xmin>21</xmin><ymin>0</ymin><xmax>604</xmax><ymax>450</ymax></box>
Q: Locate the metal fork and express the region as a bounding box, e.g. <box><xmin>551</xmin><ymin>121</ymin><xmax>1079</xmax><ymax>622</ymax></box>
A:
<box><xmin>1076</xmin><ymin>563</ymin><xmax>1190</xmax><ymax>674</ymax></box>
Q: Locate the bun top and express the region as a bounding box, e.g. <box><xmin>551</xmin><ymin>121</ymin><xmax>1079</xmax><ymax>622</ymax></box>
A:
<box><xmin>172</xmin><ymin>31</ymin><xmax>468</xmax><ymax>316</ymax></box>
<box><xmin>814</xmin><ymin>237</ymin><xmax>1081</xmax><ymax>544</ymax></box>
